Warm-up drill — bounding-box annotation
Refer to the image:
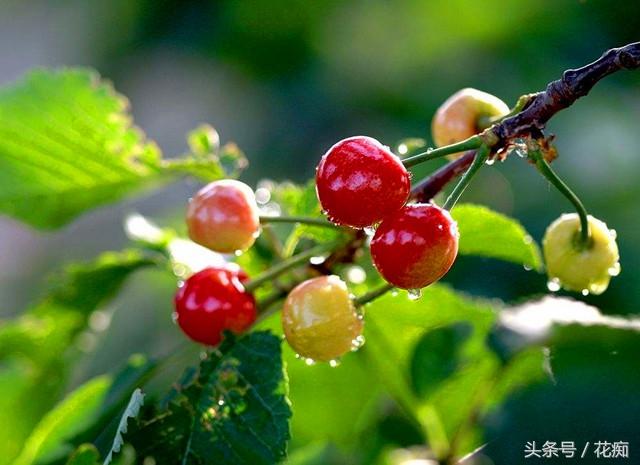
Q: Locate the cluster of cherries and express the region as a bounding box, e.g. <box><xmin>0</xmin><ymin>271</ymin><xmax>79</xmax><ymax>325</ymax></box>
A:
<box><xmin>173</xmin><ymin>87</ymin><xmax>621</xmax><ymax>362</ymax></box>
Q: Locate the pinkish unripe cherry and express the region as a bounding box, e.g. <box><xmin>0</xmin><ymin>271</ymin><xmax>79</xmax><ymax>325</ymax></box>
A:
<box><xmin>186</xmin><ymin>180</ymin><xmax>260</xmax><ymax>253</ymax></box>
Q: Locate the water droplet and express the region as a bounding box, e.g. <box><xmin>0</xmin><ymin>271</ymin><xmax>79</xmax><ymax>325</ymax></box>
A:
<box><xmin>351</xmin><ymin>335</ymin><xmax>366</xmax><ymax>351</ymax></box>
<box><xmin>234</xmin><ymin>249</ymin><xmax>243</xmax><ymax>257</ymax></box>
<box><xmin>304</xmin><ymin>358</ymin><xmax>316</xmax><ymax>366</ymax></box>
<box><xmin>294</xmin><ymin>353</ymin><xmax>302</xmax><ymax>359</ymax></box>
<box><xmin>398</xmin><ymin>143</ymin><xmax>408</xmax><ymax>155</ymax></box>
<box><xmin>364</xmin><ymin>226</ymin><xmax>376</xmax><ymax>236</ymax></box>
<box><xmin>254</xmin><ymin>187</ymin><xmax>271</xmax><ymax>205</ymax></box>
<box><xmin>547</xmin><ymin>278</ymin><xmax>561</xmax><ymax>292</ymax></box>
<box><xmin>391</xmin><ymin>290</ymin><xmax>399</xmax><ymax>297</ymax></box>
<box><xmin>309</xmin><ymin>255</ymin><xmax>326</xmax><ymax>265</ymax></box>
<box><xmin>608</xmin><ymin>263</ymin><xmax>621</xmax><ymax>276</ymax></box>
<box><xmin>173</xmin><ymin>264</ymin><xmax>187</xmax><ymax>278</ymax></box>
<box><xmin>581</xmin><ymin>289</ymin><xmax>590</xmax><ymax>296</ymax></box>
<box><xmin>346</xmin><ymin>265</ymin><xmax>366</xmax><ymax>284</ymax></box>
<box><xmin>218</xmin><ymin>398</ymin><xmax>225</xmax><ymax>406</ymax></box>
<box><xmin>485</xmin><ymin>158</ymin><xmax>495</xmax><ymax>166</ymax></box>
<box><xmin>89</xmin><ymin>311</ymin><xmax>111</xmax><ymax>332</ymax></box>
<box><xmin>171</xmin><ymin>312</ymin><xmax>179</xmax><ymax>324</ymax></box>
<box><xmin>426</xmin><ymin>147</ymin><xmax>434</xmax><ymax>154</ymax></box>
<box><xmin>523</xmin><ymin>264</ymin><xmax>532</xmax><ymax>271</ymax></box>
<box><xmin>408</xmin><ymin>288</ymin><xmax>422</xmax><ymax>300</ymax></box>
<box><xmin>329</xmin><ymin>359</ymin><xmax>341</xmax><ymax>368</ymax></box>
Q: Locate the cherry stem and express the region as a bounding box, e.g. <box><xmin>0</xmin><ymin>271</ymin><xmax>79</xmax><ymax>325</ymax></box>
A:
<box><xmin>402</xmin><ymin>135</ymin><xmax>483</xmax><ymax>168</ymax></box>
<box><xmin>530</xmin><ymin>149</ymin><xmax>590</xmax><ymax>246</ymax></box>
<box><xmin>244</xmin><ymin>241</ymin><xmax>338</xmax><ymax>292</ymax></box>
<box><xmin>259</xmin><ymin>215</ymin><xmax>336</xmax><ymax>228</ymax></box>
<box><xmin>353</xmin><ymin>282</ymin><xmax>394</xmax><ymax>307</ymax></box>
<box><xmin>442</xmin><ymin>144</ymin><xmax>490</xmax><ymax>210</ymax></box>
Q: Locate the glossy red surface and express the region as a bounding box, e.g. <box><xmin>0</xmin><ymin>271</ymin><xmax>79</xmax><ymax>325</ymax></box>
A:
<box><xmin>315</xmin><ymin>136</ymin><xmax>410</xmax><ymax>228</ymax></box>
<box><xmin>370</xmin><ymin>203</ymin><xmax>459</xmax><ymax>289</ymax></box>
<box><xmin>187</xmin><ymin>180</ymin><xmax>260</xmax><ymax>253</ymax></box>
<box><xmin>174</xmin><ymin>266</ymin><xmax>256</xmax><ymax>346</ymax></box>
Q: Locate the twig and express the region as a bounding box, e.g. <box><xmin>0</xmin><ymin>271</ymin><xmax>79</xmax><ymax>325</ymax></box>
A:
<box><xmin>493</xmin><ymin>42</ymin><xmax>640</xmax><ymax>142</ymax></box>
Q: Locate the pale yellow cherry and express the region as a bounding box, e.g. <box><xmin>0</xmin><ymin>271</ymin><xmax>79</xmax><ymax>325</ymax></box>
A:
<box><xmin>282</xmin><ymin>275</ymin><xmax>363</xmax><ymax>362</ymax></box>
<box><xmin>431</xmin><ymin>88</ymin><xmax>509</xmax><ymax>159</ymax></box>
<box><xmin>543</xmin><ymin>214</ymin><xmax>620</xmax><ymax>295</ymax></box>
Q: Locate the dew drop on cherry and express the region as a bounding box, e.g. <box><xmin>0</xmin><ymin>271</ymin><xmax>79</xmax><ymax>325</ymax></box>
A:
<box><xmin>364</xmin><ymin>226</ymin><xmax>376</xmax><ymax>236</ymax></box>
<box><xmin>408</xmin><ymin>288</ymin><xmax>422</xmax><ymax>300</ymax></box>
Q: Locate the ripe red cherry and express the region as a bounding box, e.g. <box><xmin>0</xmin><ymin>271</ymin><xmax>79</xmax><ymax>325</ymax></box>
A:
<box><xmin>370</xmin><ymin>204</ymin><xmax>459</xmax><ymax>289</ymax></box>
<box><xmin>186</xmin><ymin>180</ymin><xmax>260</xmax><ymax>253</ymax></box>
<box><xmin>174</xmin><ymin>266</ymin><xmax>256</xmax><ymax>346</ymax></box>
<box><xmin>315</xmin><ymin>136</ymin><xmax>411</xmax><ymax>228</ymax></box>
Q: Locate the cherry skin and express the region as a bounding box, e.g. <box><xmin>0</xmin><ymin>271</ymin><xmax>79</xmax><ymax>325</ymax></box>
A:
<box><xmin>543</xmin><ymin>213</ymin><xmax>620</xmax><ymax>295</ymax></box>
<box><xmin>315</xmin><ymin>136</ymin><xmax>411</xmax><ymax>228</ymax></box>
<box><xmin>282</xmin><ymin>275</ymin><xmax>363</xmax><ymax>362</ymax></box>
<box><xmin>186</xmin><ymin>179</ymin><xmax>260</xmax><ymax>253</ymax></box>
<box><xmin>431</xmin><ymin>88</ymin><xmax>509</xmax><ymax>159</ymax></box>
<box><xmin>370</xmin><ymin>203</ymin><xmax>459</xmax><ymax>289</ymax></box>
<box><xmin>174</xmin><ymin>266</ymin><xmax>256</xmax><ymax>346</ymax></box>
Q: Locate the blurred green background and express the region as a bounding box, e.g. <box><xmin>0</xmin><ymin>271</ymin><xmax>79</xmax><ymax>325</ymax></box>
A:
<box><xmin>0</xmin><ymin>1</ymin><xmax>638</xmax><ymax>463</ymax></box>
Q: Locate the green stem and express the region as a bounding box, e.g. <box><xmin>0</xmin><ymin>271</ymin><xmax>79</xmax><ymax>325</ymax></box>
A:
<box><xmin>531</xmin><ymin>150</ymin><xmax>590</xmax><ymax>245</ymax></box>
<box><xmin>244</xmin><ymin>242</ymin><xmax>337</xmax><ymax>292</ymax></box>
<box><xmin>260</xmin><ymin>215</ymin><xmax>336</xmax><ymax>228</ymax></box>
<box><xmin>354</xmin><ymin>283</ymin><xmax>394</xmax><ymax>307</ymax></box>
<box><xmin>443</xmin><ymin>145</ymin><xmax>490</xmax><ymax>210</ymax></box>
<box><xmin>402</xmin><ymin>136</ymin><xmax>483</xmax><ymax>168</ymax></box>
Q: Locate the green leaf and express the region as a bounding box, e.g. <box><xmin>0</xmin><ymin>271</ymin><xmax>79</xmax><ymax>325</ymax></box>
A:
<box><xmin>286</xmin><ymin>347</ymin><xmax>383</xmax><ymax>449</ymax></box>
<box><xmin>489</xmin><ymin>295</ymin><xmax>640</xmax><ymax>360</ymax></box>
<box><xmin>124</xmin><ymin>331</ymin><xmax>291</xmax><ymax>465</ymax></box>
<box><xmin>104</xmin><ymin>389</ymin><xmax>145</xmax><ymax>465</ymax></box>
<box><xmin>0</xmin><ymin>250</ymin><xmax>155</xmax><ymax>464</ymax></box>
<box><xmin>451</xmin><ymin>203</ymin><xmax>542</xmax><ymax>270</ymax></box>
<box><xmin>65</xmin><ymin>445</ymin><xmax>100</xmax><ymax>465</ymax></box>
<box><xmin>0</xmin><ymin>69</ymin><xmax>236</xmax><ymax>229</ymax></box>
<box><xmin>13</xmin><ymin>376</ymin><xmax>111</xmax><ymax>465</ymax></box>
<box><xmin>361</xmin><ymin>286</ymin><xmax>498</xmax><ymax>456</ymax></box>
<box><xmin>410</xmin><ymin>323</ymin><xmax>473</xmax><ymax>398</ymax></box>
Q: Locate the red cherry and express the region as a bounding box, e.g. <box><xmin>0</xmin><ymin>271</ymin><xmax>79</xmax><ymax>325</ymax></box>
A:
<box><xmin>315</xmin><ymin>136</ymin><xmax>410</xmax><ymax>228</ymax></box>
<box><xmin>174</xmin><ymin>266</ymin><xmax>256</xmax><ymax>346</ymax></box>
<box><xmin>187</xmin><ymin>180</ymin><xmax>260</xmax><ymax>253</ymax></box>
<box><xmin>370</xmin><ymin>204</ymin><xmax>459</xmax><ymax>289</ymax></box>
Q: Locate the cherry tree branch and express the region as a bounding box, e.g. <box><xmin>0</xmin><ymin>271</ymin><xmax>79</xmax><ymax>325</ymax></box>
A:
<box><xmin>493</xmin><ymin>42</ymin><xmax>640</xmax><ymax>142</ymax></box>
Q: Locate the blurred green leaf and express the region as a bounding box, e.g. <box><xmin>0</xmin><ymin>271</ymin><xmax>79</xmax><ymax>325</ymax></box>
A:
<box><xmin>0</xmin><ymin>250</ymin><xmax>155</xmax><ymax>464</ymax></box>
<box><xmin>361</xmin><ymin>286</ymin><xmax>497</xmax><ymax>454</ymax></box>
<box><xmin>452</xmin><ymin>204</ymin><xmax>542</xmax><ymax>271</ymax></box>
<box><xmin>286</xmin><ymin>347</ymin><xmax>383</xmax><ymax>449</ymax></box>
<box><xmin>13</xmin><ymin>376</ymin><xmax>111</xmax><ymax>465</ymax></box>
<box><xmin>123</xmin><ymin>331</ymin><xmax>291</xmax><ymax>465</ymax></box>
<box><xmin>410</xmin><ymin>323</ymin><xmax>472</xmax><ymax>398</ymax></box>
<box><xmin>0</xmin><ymin>69</ymin><xmax>235</xmax><ymax>229</ymax></box>
<box><xmin>65</xmin><ymin>445</ymin><xmax>100</xmax><ymax>465</ymax></box>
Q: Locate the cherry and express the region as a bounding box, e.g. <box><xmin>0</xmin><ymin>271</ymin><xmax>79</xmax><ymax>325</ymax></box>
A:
<box><xmin>174</xmin><ymin>265</ymin><xmax>256</xmax><ymax>346</ymax></box>
<box><xmin>543</xmin><ymin>214</ymin><xmax>620</xmax><ymax>295</ymax></box>
<box><xmin>282</xmin><ymin>275</ymin><xmax>363</xmax><ymax>362</ymax></box>
<box><xmin>315</xmin><ymin>136</ymin><xmax>410</xmax><ymax>228</ymax></box>
<box><xmin>431</xmin><ymin>88</ymin><xmax>509</xmax><ymax>159</ymax></box>
<box><xmin>370</xmin><ymin>203</ymin><xmax>459</xmax><ymax>289</ymax></box>
<box><xmin>186</xmin><ymin>179</ymin><xmax>260</xmax><ymax>253</ymax></box>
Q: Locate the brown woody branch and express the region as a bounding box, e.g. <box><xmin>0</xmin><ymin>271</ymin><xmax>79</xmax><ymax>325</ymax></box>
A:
<box><xmin>493</xmin><ymin>42</ymin><xmax>640</xmax><ymax>141</ymax></box>
<box><xmin>414</xmin><ymin>42</ymin><xmax>640</xmax><ymax>201</ymax></box>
